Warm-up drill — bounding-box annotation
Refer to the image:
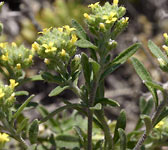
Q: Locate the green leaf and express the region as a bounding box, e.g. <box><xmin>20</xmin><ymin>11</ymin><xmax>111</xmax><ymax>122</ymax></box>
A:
<box><xmin>118</xmin><ymin>128</ymin><xmax>127</xmax><ymax>150</ymax></box>
<box><xmin>15</xmin><ymin>91</ymin><xmax>29</xmax><ymax>96</ymax></box>
<box><xmin>101</xmin><ymin>43</ymin><xmax>140</xmax><ymax>80</ymax></box>
<box><xmin>148</xmin><ymin>40</ymin><xmax>168</xmax><ymax>63</ymax></box>
<box><xmin>95</xmin><ymin>98</ymin><xmax>120</xmax><ymax>107</ymax></box>
<box><xmin>89</xmin><ymin>59</ymin><xmax>100</xmax><ymax>77</ymax></box>
<box><xmin>12</xmin><ymin>95</ymin><xmax>34</xmax><ymax>119</ymax></box>
<box><xmin>75</xmin><ymin>39</ymin><xmax>97</xmax><ymax>50</ymax></box>
<box><xmin>49</xmin><ymin>134</ymin><xmax>57</xmax><ymax>148</ymax></box>
<box><xmin>140</xmin><ymin>115</ymin><xmax>152</xmax><ymax>134</ymax></box>
<box><xmin>114</xmin><ymin>110</ymin><xmax>126</xmax><ymax>143</ymax></box>
<box><xmin>90</xmin><ymin>103</ymin><xmax>102</xmax><ymax>110</ymax></box>
<box><xmin>131</xmin><ymin>57</ymin><xmax>158</xmax><ymax>106</ymax></box>
<box><xmin>74</xmin><ymin>125</ymin><xmax>87</xmax><ymax>149</ymax></box>
<box><xmin>81</xmin><ymin>53</ymin><xmax>91</xmax><ymax>85</ymax></box>
<box><xmin>139</xmin><ymin>97</ymin><xmax>146</xmax><ymax>114</ymax></box>
<box><xmin>41</xmin><ymin>72</ymin><xmax>63</xmax><ymax>84</ymax></box>
<box><xmin>72</xmin><ymin>19</ymin><xmax>87</xmax><ymax>40</ymax></box>
<box><xmin>16</xmin><ymin>118</ymin><xmax>29</xmax><ymax>134</ymax></box>
<box><xmin>29</xmin><ymin>75</ymin><xmax>43</xmax><ymax>81</ymax></box>
<box><xmin>144</xmin><ymin>80</ymin><xmax>164</xmax><ymax>92</ymax></box>
<box><xmin>29</xmin><ymin>119</ymin><xmax>39</xmax><ymax>144</ymax></box>
<box><xmin>37</xmin><ymin>105</ymin><xmax>57</xmax><ymax>127</ymax></box>
<box><xmin>49</xmin><ymin>85</ymin><xmax>69</xmax><ymax>97</ymax></box>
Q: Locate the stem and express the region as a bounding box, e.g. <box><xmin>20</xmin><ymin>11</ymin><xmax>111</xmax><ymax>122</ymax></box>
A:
<box><xmin>133</xmin><ymin>92</ymin><xmax>168</xmax><ymax>150</ymax></box>
<box><xmin>95</xmin><ymin>108</ymin><xmax>113</xmax><ymax>150</ymax></box>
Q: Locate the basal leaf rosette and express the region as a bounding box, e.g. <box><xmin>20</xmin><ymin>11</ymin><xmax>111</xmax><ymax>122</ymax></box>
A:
<box><xmin>0</xmin><ymin>79</ymin><xmax>18</xmax><ymax>108</ymax></box>
<box><xmin>84</xmin><ymin>0</ymin><xmax>128</xmax><ymax>38</ymax></box>
<box><xmin>33</xmin><ymin>26</ymin><xmax>79</xmax><ymax>75</ymax></box>
<box><xmin>0</xmin><ymin>42</ymin><xmax>34</xmax><ymax>80</ymax></box>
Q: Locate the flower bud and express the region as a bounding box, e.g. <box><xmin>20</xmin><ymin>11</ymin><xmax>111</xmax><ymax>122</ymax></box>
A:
<box><xmin>107</xmin><ymin>39</ymin><xmax>117</xmax><ymax>50</ymax></box>
<box><xmin>158</xmin><ymin>58</ymin><xmax>168</xmax><ymax>72</ymax></box>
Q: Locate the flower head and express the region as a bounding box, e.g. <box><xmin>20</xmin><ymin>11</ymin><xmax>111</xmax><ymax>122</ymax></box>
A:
<box><xmin>32</xmin><ymin>42</ymin><xmax>40</xmax><ymax>51</ymax></box>
<box><xmin>0</xmin><ymin>89</ymin><xmax>4</xmax><ymax>98</ymax></box>
<box><xmin>42</xmin><ymin>42</ymin><xmax>57</xmax><ymax>53</ymax></box>
<box><xmin>70</xmin><ymin>34</ymin><xmax>78</xmax><ymax>44</ymax></box>
<box><xmin>9</xmin><ymin>79</ymin><xmax>18</xmax><ymax>89</ymax></box>
<box><xmin>63</xmin><ymin>25</ymin><xmax>75</xmax><ymax>34</ymax></box>
<box><xmin>0</xmin><ymin>133</ymin><xmax>9</xmax><ymax>143</ymax></box>
<box><xmin>38</xmin><ymin>27</ymin><xmax>52</xmax><ymax>34</ymax></box>
<box><xmin>102</xmin><ymin>12</ymin><xmax>117</xmax><ymax>24</ymax></box>
<box><xmin>88</xmin><ymin>2</ymin><xmax>99</xmax><ymax>9</ymax></box>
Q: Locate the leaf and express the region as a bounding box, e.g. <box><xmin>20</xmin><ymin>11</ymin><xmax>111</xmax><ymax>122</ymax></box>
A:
<box><xmin>74</xmin><ymin>125</ymin><xmax>87</xmax><ymax>149</ymax></box>
<box><xmin>101</xmin><ymin>43</ymin><xmax>140</xmax><ymax>80</ymax></box>
<box><xmin>49</xmin><ymin>134</ymin><xmax>57</xmax><ymax>148</ymax></box>
<box><xmin>140</xmin><ymin>115</ymin><xmax>152</xmax><ymax>134</ymax></box>
<box><xmin>95</xmin><ymin>98</ymin><xmax>120</xmax><ymax>107</ymax></box>
<box><xmin>12</xmin><ymin>95</ymin><xmax>34</xmax><ymax>119</ymax></box>
<box><xmin>49</xmin><ymin>85</ymin><xmax>69</xmax><ymax>97</ymax></box>
<box><xmin>89</xmin><ymin>59</ymin><xmax>100</xmax><ymax>77</ymax></box>
<box><xmin>29</xmin><ymin>75</ymin><xmax>43</xmax><ymax>81</ymax></box>
<box><xmin>114</xmin><ymin>110</ymin><xmax>126</xmax><ymax>143</ymax></box>
<box><xmin>90</xmin><ymin>103</ymin><xmax>102</xmax><ymax>110</ymax></box>
<box><xmin>131</xmin><ymin>57</ymin><xmax>158</xmax><ymax>106</ymax></box>
<box><xmin>118</xmin><ymin>128</ymin><xmax>127</xmax><ymax>150</ymax></box>
<box><xmin>72</xmin><ymin>19</ymin><xmax>87</xmax><ymax>40</ymax></box>
<box><xmin>15</xmin><ymin>91</ymin><xmax>29</xmax><ymax>96</ymax></box>
<box><xmin>148</xmin><ymin>40</ymin><xmax>168</xmax><ymax>63</ymax></box>
<box><xmin>144</xmin><ymin>80</ymin><xmax>164</xmax><ymax>92</ymax></box>
<box><xmin>38</xmin><ymin>105</ymin><xmax>57</xmax><ymax>127</ymax></box>
<box><xmin>81</xmin><ymin>53</ymin><xmax>91</xmax><ymax>85</ymax></box>
<box><xmin>75</xmin><ymin>39</ymin><xmax>97</xmax><ymax>50</ymax></box>
<box><xmin>41</xmin><ymin>72</ymin><xmax>63</xmax><ymax>84</ymax></box>
<box><xmin>29</xmin><ymin>119</ymin><xmax>39</xmax><ymax>144</ymax></box>
<box><xmin>17</xmin><ymin>118</ymin><xmax>29</xmax><ymax>134</ymax></box>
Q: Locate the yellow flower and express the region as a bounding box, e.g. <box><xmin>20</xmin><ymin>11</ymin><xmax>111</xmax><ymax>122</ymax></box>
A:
<box><xmin>42</xmin><ymin>42</ymin><xmax>57</xmax><ymax>53</ymax></box>
<box><xmin>9</xmin><ymin>79</ymin><xmax>18</xmax><ymax>89</ymax></box>
<box><xmin>162</xmin><ymin>45</ymin><xmax>168</xmax><ymax>52</ymax></box>
<box><xmin>99</xmin><ymin>23</ymin><xmax>105</xmax><ymax>30</ymax></box>
<box><xmin>113</xmin><ymin>0</ymin><xmax>119</xmax><ymax>5</ymax></box>
<box><xmin>121</xmin><ymin>17</ymin><xmax>129</xmax><ymax>24</ymax></box>
<box><xmin>16</xmin><ymin>63</ymin><xmax>21</xmax><ymax>69</ymax></box>
<box><xmin>32</xmin><ymin>42</ymin><xmax>40</xmax><ymax>51</ymax></box>
<box><xmin>163</xmin><ymin>33</ymin><xmax>168</xmax><ymax>39</ymax></box>
<box><xmin>83</xmin><ymin>13</ymin><xmax>91</xmax><ymax>20</ymax></box>
<box><xmin>1</xmin><ymin>53</ymin><xmax>8</xmax><ymax>61</ymax></box>
<box><xmin>11</xmin><ymin>42</ymin><xmax>17</xmax><ymax>47</ymax></box>
<box><xmin>0</xmin><ymin>133</ymin><xmax>9</xmax><ymax>143</ymax></box>
<box><xmin>38</xmin><ymin>27</ymin><xmax>52</xmax><ymax>34</ymax></box>
<box><xmin>63</xmin><ymin>25</ymin><xmax>75</xmax><ymax>34</ymax></box>
<box><xmin>70</xmin><ymin>34</ymin><xmax>78</xmax><ymax>44</ymax></box>
<box><xmin>58</xmin><ymin>27</ymin><xmax>63</xmax><ymax>32</ymax></box>
<box><xmin>0</xmin><ymin>89</ymin><xmax>4</xmax><ymax>98</ymax></box>
<box><xmin>60</xmin><ymin>49</ymin><xmax>66</xmax><ymax>56</ymax></box>
<box><xmin>44</xmin><ymin>58</ymin><xmax>50</xmax><ymax>64</ymax></box>
<box><xmin>0</xmin><ymin>42</ymin><xmax>7</xmax><ymax>48</ymax></box>
<box><xmin>28</xmin><ymin>55</ymin><xmax>33</xmax><ymax>61</ymax></box>
<box><xmin>102</xmin><ymin>12</ymin><xmax>117</xmax><ymax>24</ymax></box>
<box><xmin>88</xmin><ymin>2</ymin><xmax>99</xmax><ymax>9</ymax></box>
<box><xmin>155</xmin><ymin>121</ymin><xmax>164</xmax><ymax>129</ymax></box>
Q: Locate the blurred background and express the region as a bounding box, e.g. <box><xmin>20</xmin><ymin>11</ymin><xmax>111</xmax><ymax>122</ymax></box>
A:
<box><xmin>1</xmin><ymin>0</ymin><xmax>168</xmax><ymax>132</ymax></box>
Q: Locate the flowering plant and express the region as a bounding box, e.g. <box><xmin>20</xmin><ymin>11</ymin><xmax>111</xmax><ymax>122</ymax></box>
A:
<box><xmin>1</xmin><ymin>0</ymin><xmax>168</xmax><ymax>150</ymax></box>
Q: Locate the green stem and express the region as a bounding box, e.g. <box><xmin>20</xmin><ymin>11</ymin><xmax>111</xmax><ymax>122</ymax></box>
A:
<box><xmin>133</xmin><ymin>92</ymin><xmax>168</xmax><ymax>150</ymax></box>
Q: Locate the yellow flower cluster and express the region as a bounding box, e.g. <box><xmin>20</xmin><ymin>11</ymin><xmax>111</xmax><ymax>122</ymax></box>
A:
<box><xmin>35</xmin><ymin>25</ymin><xmax>78</xmax><ymax>73</ymax></box>
<box><xmin>0</xmin><ymin>133</ymin><xmax>9</xmax><ymax>143</ymax></box>
<box><xmin>84</xmin><ymin>0</ymin><xmax>127</xmax><ymax>34</ymax></box>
